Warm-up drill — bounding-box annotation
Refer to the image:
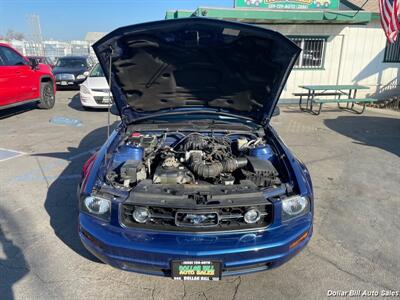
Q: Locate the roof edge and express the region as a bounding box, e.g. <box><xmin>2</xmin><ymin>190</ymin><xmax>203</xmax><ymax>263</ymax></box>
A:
<box><xmin>166</xmin><ymin>7</ymin><xmax>378</xmax><ymax>24</ymax></box>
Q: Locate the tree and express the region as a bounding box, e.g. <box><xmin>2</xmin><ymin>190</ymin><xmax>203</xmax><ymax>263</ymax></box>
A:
<box><xmin>14</xmin><ymin>32</ymin><xmax>25</xmax><ymax>40</ymax></box>
<box><xmin>4</xmin><ymin>30</ymin><xmax>25</xmax><ymax>41</ymax></box>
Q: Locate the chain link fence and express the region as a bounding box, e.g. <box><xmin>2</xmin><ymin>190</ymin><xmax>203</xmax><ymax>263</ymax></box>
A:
<box><xmin>2</xmin><ymin>39</ymin><xmax>96</xmax><ymax>61</ymax></box>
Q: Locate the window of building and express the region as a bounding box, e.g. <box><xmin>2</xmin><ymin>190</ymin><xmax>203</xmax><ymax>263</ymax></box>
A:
<box><xmin>290</xmin><ymin>37</ymin><xmax>327</xmax><ymax>69</ymax></box>
<box><xmin>383</xmin><ymin>39</ymin><xmax>400</xmax><ymax>62</ymax></box>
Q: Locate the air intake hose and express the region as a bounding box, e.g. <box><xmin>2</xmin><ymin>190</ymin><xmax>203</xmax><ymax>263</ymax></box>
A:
<box><xmin>189</xmin><ymin>154</ymin><xmax>247</xmax><ymax>178</ymax></box>
<box><xmin>189</xmin><ymin>153</ymin><xmax>223</xmax><ymax>178</ymax></box>
<box><xmin>221</xmin><ymin>157</ymin><xmax>248</xmax><ymax>172</ymax></box>
<box><xmin>191</xmin><ymin>161</ymin><xmax>224</xmax><ymax>178</ymax></box>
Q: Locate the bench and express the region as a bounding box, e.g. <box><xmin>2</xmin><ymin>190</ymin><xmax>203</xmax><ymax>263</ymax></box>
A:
<box><xmin>310</xmin><ymin>98</ymin><xmax>377</xmax><ymax>115</ymax></box>
<box><xmin>294</xmin><ymin>92</ymin><xmax>343</xmax><ymax>111</ymax></box>
<box><xmin>293</xmin><ymin>92</ymin><xmax>343</xmax><ymax>98</ymax></box>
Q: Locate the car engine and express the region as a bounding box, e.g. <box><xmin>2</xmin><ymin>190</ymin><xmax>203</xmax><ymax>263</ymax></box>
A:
<box><xmin>107</xmin><ymin>132</ymin><xmax>282</xmax><ymax>190</ymax></box>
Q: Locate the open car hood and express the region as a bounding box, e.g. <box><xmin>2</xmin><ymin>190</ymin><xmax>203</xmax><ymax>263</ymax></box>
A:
<box><xmin>93</xmin><ymin>18</ymin><xmax>300</xmax><ymax>124</ymax></box>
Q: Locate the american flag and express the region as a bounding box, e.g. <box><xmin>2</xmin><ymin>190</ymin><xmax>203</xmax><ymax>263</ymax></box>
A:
<box><xmin>379</xmin><ymin>0</ymin><xmax>400</xmax><ymax>43</ymax></box>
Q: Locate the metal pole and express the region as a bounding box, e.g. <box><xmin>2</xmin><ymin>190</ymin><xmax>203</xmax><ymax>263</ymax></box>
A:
<box><xmin>107</xmin><ymin>47</ymin><xmax>113</xmax><ymax>138</ymax></box>
<box><xmin>335</xmin><ymin>34</ymin><xmax>345</xmax><ymax>99</ymax></box>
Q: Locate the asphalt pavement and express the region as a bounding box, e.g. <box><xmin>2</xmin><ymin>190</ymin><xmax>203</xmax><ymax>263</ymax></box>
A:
<box><xmin>0</xmin><ymin>91</ymin><xmax>399</xmax><ymax>299</ymax></box>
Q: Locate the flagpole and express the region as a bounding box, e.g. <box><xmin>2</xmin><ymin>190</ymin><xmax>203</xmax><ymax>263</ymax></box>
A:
<box><xmin>352</xmin><ymin>0</ymin><xmax>370</xmax><ymax>17</ymax></box>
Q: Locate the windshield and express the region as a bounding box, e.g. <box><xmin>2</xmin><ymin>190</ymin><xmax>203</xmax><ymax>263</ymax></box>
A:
<box><xmin>89</xmin><ymin>64</ymin><xmax>104</xmax><ymax>77</ymax></box>
<box><xmin>55</xmin><ymin>58</ymin><xmax>87</xmax><ymax>68</ymax></box>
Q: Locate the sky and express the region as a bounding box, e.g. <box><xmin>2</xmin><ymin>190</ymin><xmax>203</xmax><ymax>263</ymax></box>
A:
<box><xmin>0</xmin><ymin>0</ymin><xmax>234</xmax><ymax>40</ymax></box>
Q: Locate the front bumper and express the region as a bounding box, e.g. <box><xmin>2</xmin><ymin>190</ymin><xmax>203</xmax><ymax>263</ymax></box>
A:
<box><xmin>55</xmin><ymin>78</ymin><xmax>86</xmax><ymax>87</ymax></box>
<box><xmin>80</xmin><ymin>92</ymin><xmax>111</xmax><ymax>108</ymax></box>
<box><xmin>79</xmin><ymin>212</ymin><xmax>312</xmax><ymax>277</ymax></box>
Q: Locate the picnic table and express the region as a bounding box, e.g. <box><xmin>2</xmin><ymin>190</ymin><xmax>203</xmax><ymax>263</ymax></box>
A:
<box><xmin>295</xmin><ymin>84</ymin><xmax>376</xmax><ymax>115</ymax></box>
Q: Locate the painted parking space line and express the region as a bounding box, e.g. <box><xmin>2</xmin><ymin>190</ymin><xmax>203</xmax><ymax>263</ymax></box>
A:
<box><xmin>0</xmin><ymin>147</ymin><xmax>26</xmax><ymax>162</ymax></box>
<box><xmin>10</xmin><ymin>147</ymin><xmax>98</xmax><ymax>183</ymax></box>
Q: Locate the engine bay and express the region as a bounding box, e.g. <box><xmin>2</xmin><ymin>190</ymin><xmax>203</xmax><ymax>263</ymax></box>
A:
<box><xmin>106</xmin><ymin>130</ymin><xmax>284</xmax><ymax>191</ymax></box>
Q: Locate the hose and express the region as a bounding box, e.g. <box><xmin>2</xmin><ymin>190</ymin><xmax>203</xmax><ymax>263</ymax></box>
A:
<box><xmin>189</xmin><ymin>154</ymin><xmax>247</xmax><ymax>178</ymax></box>
<box><xmin>221</xmin><ymin>157</ymin><xmax>248</xmax><ymax>172</ymax></box>
<box><xmin>189</xmin><ymin>152</ymin><xmax>223</xmax><ymax>178</ymax></box>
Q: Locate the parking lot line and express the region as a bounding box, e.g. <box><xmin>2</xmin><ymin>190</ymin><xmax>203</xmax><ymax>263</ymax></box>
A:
<box><xmin>0</xmin><ymin>148</ymin><xmax>25</xmax><ymax>162</ymax></box>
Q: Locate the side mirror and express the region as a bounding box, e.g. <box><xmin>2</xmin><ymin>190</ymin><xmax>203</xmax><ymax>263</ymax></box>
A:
<box><xmin>272</xmin><ymin>106</ymin><xmax>280</xmax><ymax>117</ymax></box>
<box><xmin>30</xmin><ymin>58</ymin><xmax>39</xmax><ymax>69</ymax></box>
<box><xmin>110</xmin><ymin>103</ymin><xmax>119</xmax><ymax>116</ymax></box>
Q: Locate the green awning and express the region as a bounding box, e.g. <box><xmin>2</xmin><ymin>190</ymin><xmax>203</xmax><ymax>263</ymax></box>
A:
<box><xmin>165</xmin><ymin>7</ymin><xmax>378</xmax><ymax>24</ymax></box>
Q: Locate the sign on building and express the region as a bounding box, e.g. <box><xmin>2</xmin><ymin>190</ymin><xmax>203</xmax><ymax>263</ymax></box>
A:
<box><xmin>234</xmin><ymin>0</ymin><xmax>339</xmax><ymax>10</ymax></box>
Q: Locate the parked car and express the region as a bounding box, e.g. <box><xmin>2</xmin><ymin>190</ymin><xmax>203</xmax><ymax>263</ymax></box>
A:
<box><xmin>79</xmin><ymin>63</ymin><xmax>112</xmax><ymax>109</ymax></box>
<box><xmin>52</xmin><ymin>56</ymin><xmax>93</xmax><ymax>88</ymax></box>
<box><xmin>0</xmin><ymin>43</ymin><xmax>56</xmax><ymax>110</ymax></box>
<box><xmin>78</xmin><ymin>18</ymin><xmax>313</xmax><ymax>280</ymax></box>
<box><xmin>27</xmin><ymin>56</ymin><xmax>55</xmax><ymax>69</ymax></box>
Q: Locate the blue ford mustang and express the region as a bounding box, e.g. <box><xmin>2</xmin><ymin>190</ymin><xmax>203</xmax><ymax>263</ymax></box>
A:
<box><xmin>78</xmin><ymin>18</ymin><xmax>313</xmax><ymax>280</ymax></box>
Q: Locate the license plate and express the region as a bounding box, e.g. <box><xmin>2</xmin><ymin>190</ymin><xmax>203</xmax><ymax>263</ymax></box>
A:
<box><xmin>101</xmin><ymin>96</ymin><xmax>112</xmax><ymax>104</ymax></box>
<box><xmin>61</xmin><ymin>81</ymin><xmax>67</xmax><ymax>85</ymax></box>
<box><xmin>171</xmin><ymin>260</ymin><xmax>221</xmax><ymax>281</ymax></box>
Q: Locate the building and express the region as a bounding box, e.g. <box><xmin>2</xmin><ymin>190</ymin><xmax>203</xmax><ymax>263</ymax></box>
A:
<box><xmin>43</xmin><ymin>40</ymin><xmax>71</xmax><ymax>59</ymax></box>
<box><xmin>166</xmin><ymin>0</ymin><xmax>399</xmax><ymax>101</ymax></box>
<box><xmin>1</xmin><ymin>31</ymin><xmax>107</xmax><ymax>61</ymax></box>
<box><xmin>85</xmin><ymin>32</ymin><xmax>107</xmax><ymax>59</ymax></box>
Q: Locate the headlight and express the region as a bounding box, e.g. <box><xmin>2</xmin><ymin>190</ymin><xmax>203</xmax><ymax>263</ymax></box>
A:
<box><xmin>77</xmin><ymin>74</ymin><xmax>86</xmax><ymax>80</ymax></box>
<box><xmin>83</xmin><ymin>71</ymin><xmax>90</xmax><ymax>76</ymax></box>
<box><xmin>132</xmin><ymin>207</ymin><xmax>150</xmax><ymax>223</ymax></box>
<box><xmin>281</xmin><ymin>196</ymin><xmax>310</xmax><ymax>221</ymax></box>
<box><xmin>80</xmin><ymin>85</ymin><xmax>91</xmax><ymax>94</ymax></box>
<box><xmin>82</xmin><ymin>196</ymin><xmax>111</xmax><ymax>221</ymax></box>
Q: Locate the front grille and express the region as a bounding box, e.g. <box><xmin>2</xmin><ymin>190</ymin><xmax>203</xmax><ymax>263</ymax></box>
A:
<box><xmin>120</xmin><ymin>204</ymin><xmax>273</xmax><ymax>232</ymax></box>
<box><xmin>119</xmin><ymin>261</ymin><xmax>273</xmax><ymax>277</ymax></box>
<box><xmin>92</xmin><ymin>88</ymin><xmax>110</xmax><ymax>93</ymax></box>
<box><xmin>94</xmin><ymin>96</ymin><xmax>113</xmax><ymax>104</ymax></box>
<box><xmin>55</xmin><ymin>73</ymin><xmax>75</xmax><ymax>80</ymax></box>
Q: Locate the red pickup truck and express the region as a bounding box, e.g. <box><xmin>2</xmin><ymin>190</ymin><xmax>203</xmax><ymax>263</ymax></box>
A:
<box><xmin>0</xmin><ymin>43</ymin><xmax>56</xmax><ymax>110</ymax></box>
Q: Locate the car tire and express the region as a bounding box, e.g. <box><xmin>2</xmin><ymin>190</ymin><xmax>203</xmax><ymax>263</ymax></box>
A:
<box><xmin>38</xmin><ymin>81</ymin><xmax>55</xmax><ymax>109</ymax></box>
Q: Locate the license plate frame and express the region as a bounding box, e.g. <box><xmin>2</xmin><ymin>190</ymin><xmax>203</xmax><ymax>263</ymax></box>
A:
<box><xmin>171</xmin><ymin>260</ymin><xmax>222</xmax><ymax>281</ymax></box>
<box><xmin>101</xmin><ymin>96</ymin><xmax>112</xmax><ymax>104</ymax></box>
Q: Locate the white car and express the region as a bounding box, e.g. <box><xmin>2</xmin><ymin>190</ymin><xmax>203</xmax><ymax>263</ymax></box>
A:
<box><xmin>79</xmin><ymin>64</ymin><xmax>112</xmax><ymax>109</ymax></box>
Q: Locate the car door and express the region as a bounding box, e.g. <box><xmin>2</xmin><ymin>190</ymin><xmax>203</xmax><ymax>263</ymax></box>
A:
<box><xmin>0</xmin><ymin>46</ymin><xmax>23</xmax><ymax>106</ymax></box>
<box><xmin>0</xmin><ymin>46</ymin><xmax>37</xmax><ymax>104</ymax></box>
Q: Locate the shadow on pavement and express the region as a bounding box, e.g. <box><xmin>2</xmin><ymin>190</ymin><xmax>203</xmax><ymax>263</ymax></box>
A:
<box><xmin>0</xmin><ymin>102</ymin><xmax>38</xmax><ymax>120</ymax></box>
<box><xmin>34</xmin><ymin>123</ymin><xmax>117</xmax><ymax>262</ymax></box>
<box><xmin>324</xmin><ymin>116</ymin><xmax>400</xmax><ymax>157</ymax></box>
<box><xmin>67</xmin><ymin>93</ymin><xmax>84</xmax><ymax>112</ymax></box>
<box><xmin>280</xmin><ymin>105</ymin><xmax>360</xmax><ymax>114</ymax></box>
<box><xmin>0</xmin><ymin>209</ymin><xmax>29</xmax><ymax>300</ymax></box>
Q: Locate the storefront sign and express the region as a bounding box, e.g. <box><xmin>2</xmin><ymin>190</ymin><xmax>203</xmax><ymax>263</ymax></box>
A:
<box><xmin>234</xmin><ymin>0</ymin><xmax>339</xmax><ymax>10</ymax></box>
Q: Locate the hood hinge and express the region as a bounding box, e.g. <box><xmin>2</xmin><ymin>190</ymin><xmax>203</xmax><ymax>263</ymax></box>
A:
<box><xmin>121</xmin><ymin>114</ymin><xmax>129</xmax><ymax>124</ymax></box>
<box><xmin>261</xmin><ymin>117</ymin><xmax>270</xmax><ymax>127</ymax></box>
